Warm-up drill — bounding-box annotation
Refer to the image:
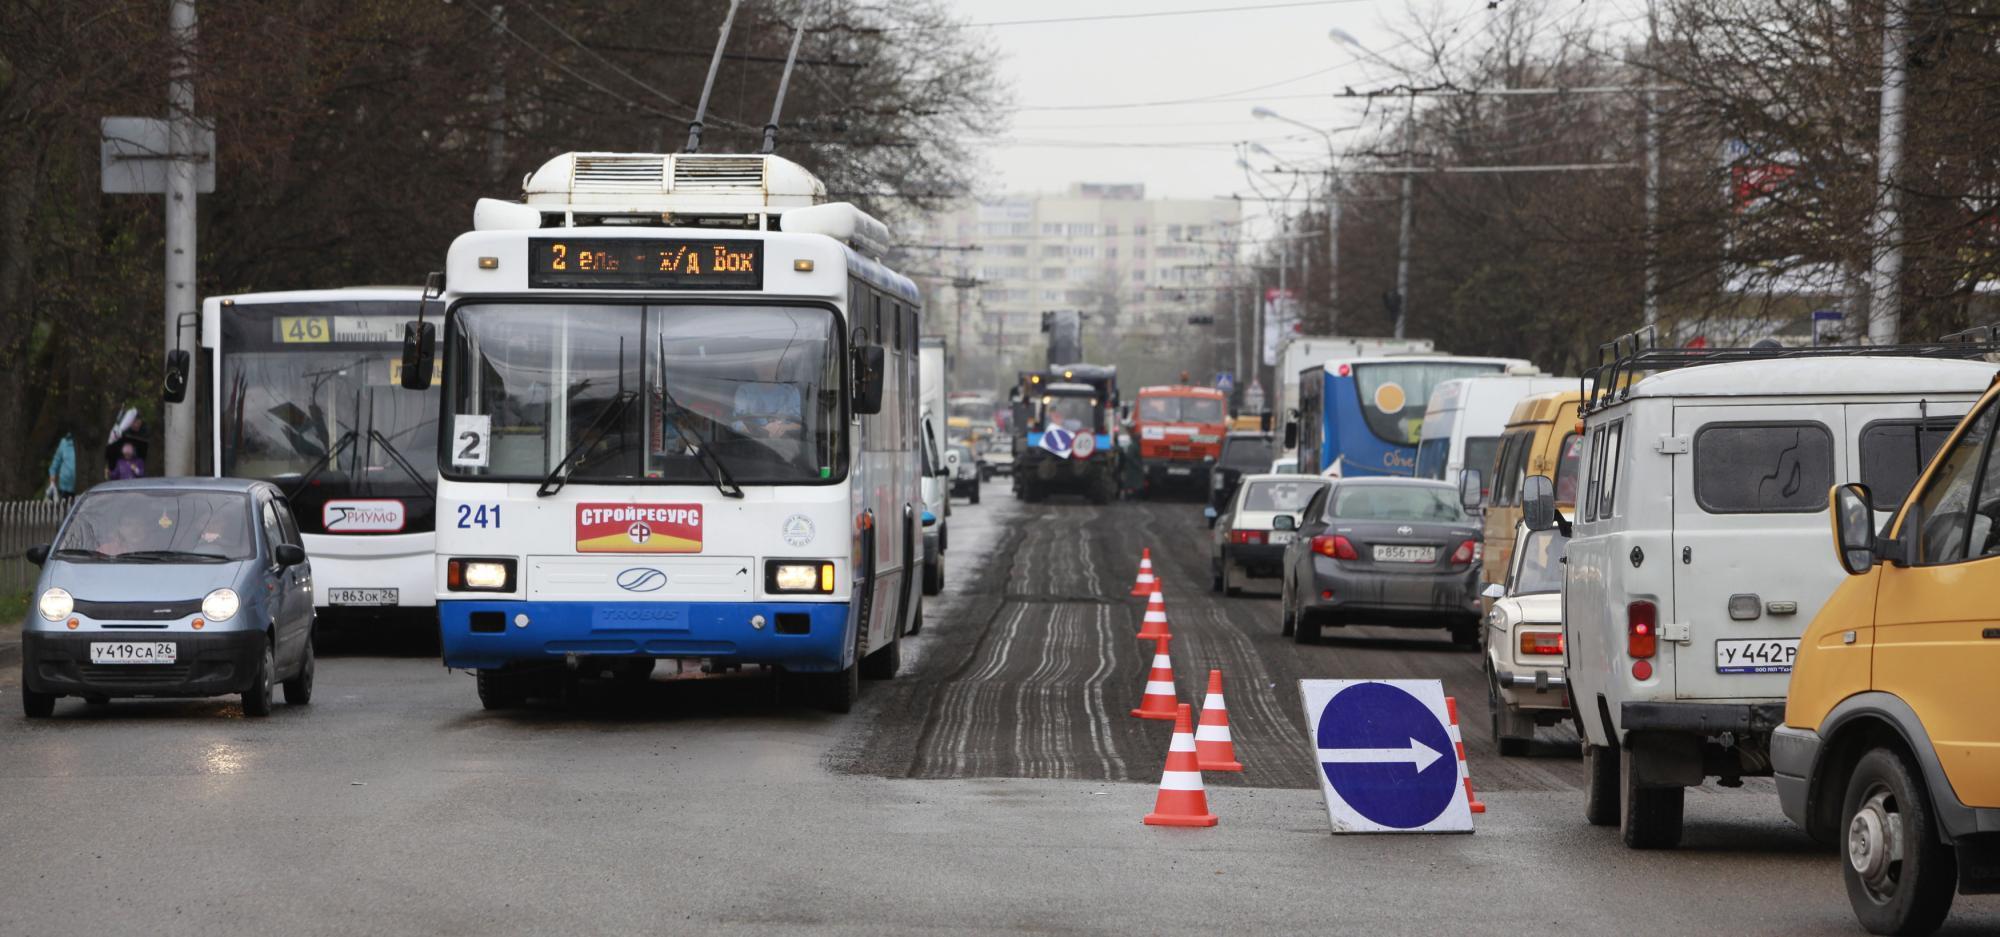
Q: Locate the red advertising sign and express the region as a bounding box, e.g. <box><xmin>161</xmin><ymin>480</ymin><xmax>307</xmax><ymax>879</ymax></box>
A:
<box><xmin>576</xmin><ymin>503</ymin><xmax>703</xmax><ymax>554</ymax></box>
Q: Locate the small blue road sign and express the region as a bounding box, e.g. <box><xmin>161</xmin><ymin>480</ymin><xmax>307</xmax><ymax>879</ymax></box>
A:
<box><xmin>1038</xmin><ymin>426</ymin><xmax>1076</xmax><ymax>459</ymax></box>
<box><xmin>1299</xmin><ymin>679</ymin><xmax>1472</xmax><ymax>833</ymax></box>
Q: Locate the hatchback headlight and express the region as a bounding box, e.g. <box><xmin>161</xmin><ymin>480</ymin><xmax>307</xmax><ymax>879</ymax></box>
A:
<box><xmin>203</xmin><ymin>588</ymin><xmax>240</xmax><ymax>622</ymax></box>
<box><xmin>38</xmin><ymin>587</ymin><xmax>73</xmax><ymax>622</ymax></box>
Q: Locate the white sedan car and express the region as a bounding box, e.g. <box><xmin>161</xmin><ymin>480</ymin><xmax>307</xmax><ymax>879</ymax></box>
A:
<box><xmin>1210</xmin><ymin>474</ymin><xmax>1328</xmax><ymax>597</ymax></box>
<box><xmin>1482</xmin><ymin>522</ymin><xmax>1570</xmax><ymax>756</ymax></box>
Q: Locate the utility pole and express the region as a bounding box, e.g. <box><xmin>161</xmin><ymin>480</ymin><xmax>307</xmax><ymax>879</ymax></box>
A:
<box><xmin>1326</xmin><ymin>170</ymin><xmax>1341</xmax><ymax>334</ymax></box>
<box><xmin>1642</xmin><ymin>0</ymin><xmax>1661</xmax><ymax>330</ymax></box>
<box><xmin>1393</xmin><ymin>92</ymin><xmax>1416</xmax><ymax>339</ymax></box>
<box><xmin>1866</xmin><ymin>0</ymin><xmax>1911</xmax><ymax>344</ymax></box>
<box><xmin>164</xmin><ymin>0</ymin><xmax>199</xmax><ymax>476</ymax></box>
<box><xmin>487</xmin><ymin>5</ymin><xmax>507</xmax><ymax>180</ymax></box>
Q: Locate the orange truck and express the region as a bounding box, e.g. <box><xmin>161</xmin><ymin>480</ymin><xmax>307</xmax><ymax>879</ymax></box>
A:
<box><xmin>1132</xmin><ymin>385</ymin><xmax>1229</xmax><ymax>495</ymax></box>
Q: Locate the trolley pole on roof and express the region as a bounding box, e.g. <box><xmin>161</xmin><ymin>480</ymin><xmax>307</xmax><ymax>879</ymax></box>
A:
<box><xmin>163</xmin><ymin>0</ymin><xmax>199</xmax><ymax>476</ymax></box>
<box><xmin>684</xmin><ymin>0</ymin><xmax>742</xmax><ymax>153</ymax></box>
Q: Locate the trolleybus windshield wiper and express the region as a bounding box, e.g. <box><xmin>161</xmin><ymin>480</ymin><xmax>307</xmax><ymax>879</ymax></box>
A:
<box><xmin>286</xmin><ymin>429</ymin><xmax>358</xmax><ymax>501</ymax></box>
<box><xmin>537</xmin><ymin>390</ymin><xmax>639</xmax><ymax>498</ymax></box>
<box><xmin>657</xmin><ymin>381</ymin><xmax>745</xmax><ymax>500</ymax></box>
<box><xmin>366</xmin><ymin>428</ymin><xmax>436</xmax><ymax>497</ymax></box>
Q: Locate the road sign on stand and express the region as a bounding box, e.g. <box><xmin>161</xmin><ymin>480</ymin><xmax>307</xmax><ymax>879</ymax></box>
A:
<box><xmin>1299</xmin><ymin>679</ymin><xmax>1473</xmax><ymax>834</ymax></box>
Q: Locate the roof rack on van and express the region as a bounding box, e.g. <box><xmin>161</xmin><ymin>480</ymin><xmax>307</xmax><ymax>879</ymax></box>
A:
<box><xmin>1582</xmin><ymin>324</ymin><xmax>2000</xmax><ymax>415</ymax></box>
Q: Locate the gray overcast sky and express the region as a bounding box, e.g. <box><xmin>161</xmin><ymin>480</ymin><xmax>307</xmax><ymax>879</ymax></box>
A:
<box><xmin>936</xmin><ymin>0</ymin><xmax>1647</xmax><ymax>204</ymax></box>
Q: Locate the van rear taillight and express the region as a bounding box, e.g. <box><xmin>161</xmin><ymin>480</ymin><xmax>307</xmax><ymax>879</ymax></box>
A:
<box><xmin>1519</xmin><ymin>631</ymin><xmax>1563</xmax><ymax>656</ymax></box>
<box><xmin>1627</xmin><ymin>600</ymin><xmax>1657</xmax><ymax>659</ymax></box>
<box><xmin>1311</xmin><ymin>535</ymin><xmax>1358</xmax><ymax>560</ymax></box>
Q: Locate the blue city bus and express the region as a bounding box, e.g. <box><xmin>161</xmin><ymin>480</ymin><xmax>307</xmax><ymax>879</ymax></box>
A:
<box><xmin>1293</xmin><ymin>356</ymin><xmax>1533</xmax><ymax>477</ymax></box>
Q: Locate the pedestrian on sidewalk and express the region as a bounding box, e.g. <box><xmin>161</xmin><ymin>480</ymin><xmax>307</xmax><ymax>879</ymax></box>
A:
<box><xmin>109</xmin><ymin>441</ymin><xmax>146</xmax><ymax>480</ymax></box>
<box><xmin>46</xmin><ymin>429</ymin><xmax>78</xmax><ymax>503</ymax></box>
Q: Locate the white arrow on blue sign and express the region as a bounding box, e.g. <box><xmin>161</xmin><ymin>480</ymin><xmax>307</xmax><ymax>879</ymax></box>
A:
<box><xmin>1299</xmin><ymin>678</ymin><xmax>1473</xmax><ymax>834</ymax></box>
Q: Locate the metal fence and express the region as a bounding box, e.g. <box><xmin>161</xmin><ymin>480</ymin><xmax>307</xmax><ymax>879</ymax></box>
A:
<box><xmin>0</xmin><ymin>500</ymin><xmax>68</xmax><ymax>593</ymax></box>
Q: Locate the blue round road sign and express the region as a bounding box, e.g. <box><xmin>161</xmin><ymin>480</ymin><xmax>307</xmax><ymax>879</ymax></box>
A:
<box><xmin>1316</xmin><ymin>682</ymin><xmax>1459</xmax><ymax>829</ymax></box>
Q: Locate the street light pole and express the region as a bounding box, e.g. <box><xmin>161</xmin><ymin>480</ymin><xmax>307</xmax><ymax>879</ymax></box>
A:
<box><xmin>164</xmin><ymin>0</ymin><xmax>199</xmax><ymax>476</ymax></box>
<box><xmin>1642</xmin><ymin>0</ymin><xmax>1661</xmax><ymax>331</ymax></box>
<box><xmin>1393</xmin><ymin>92</ymin><xmax>1415</xmax><ymax>339</ymax></box>
<box><xmin>1251</xmin><ymin>107</ymin><xmax>1344</xmax><ymax>334</ymax></box>
<box><xmin>1866</xmin><ymin>1</ymin><xmax>1910</xmax><ymax>344</ymax></box>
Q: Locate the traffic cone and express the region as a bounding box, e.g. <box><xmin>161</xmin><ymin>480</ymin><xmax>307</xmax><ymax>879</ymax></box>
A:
<box><xmin>1194</xmin><ymin>669</ymin><xmax>1243</xmax><ymax>772</ymax></box>
<box><xmin>1444</xmin><ymin>696</ymin><xmax>1488</xmax><ymax>814</ymax></box>
<box><xmin>1129</xmin><ymin>548</ymin><xmax>1157</xmax><ymax>597</ymax></box>
<box><xmin>1130</xmin><ymin>634</ymin><xmax>1180</xmax><ymax>720</ymax></box>
<box><xmin>1143</xmin><ymin>703</ymin><xmax>1218</xmax><ymax>827</ymax></box>
<box><xmin>1135</xmin><ymin>579</ymin><xmax>1172</xmax><ymax>642</ymax></box>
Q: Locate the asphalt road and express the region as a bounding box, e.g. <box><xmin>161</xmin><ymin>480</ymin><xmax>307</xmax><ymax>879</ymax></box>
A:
<box><xmin>3</xmin><ymin>483</ymin><xmax>1996</xmax><ymax>936</ymax></box>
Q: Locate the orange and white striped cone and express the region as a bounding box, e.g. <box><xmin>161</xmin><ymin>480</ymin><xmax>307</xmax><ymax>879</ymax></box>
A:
<box><xmin>1143</xmin><ymin>703</ymin><xmax>1218</xmax><ymax>827</ymax></box>
<box><xmin>1194</xmin><ymin>669</ymin><xmax>1243</xmax><ymax>772</ymax></box>
<box><xmin>1135</xmin><ymin>579</ymin><xmax>1172</xmax><ymax>642</ymax></box>
<box><xmin>1444</xmin><ymin>696</ymin><xmax>1488</xmax><ymax>814</ymax></box>
<box><xmin>1130</xmin><ymin>634</ymin><xmax>1180</xmax><ymax>720</ymax></box>
<box><xmin>1129</xmin><ymin>548</ymin><xmax>1157</xmax><ymax>597</ymax></box>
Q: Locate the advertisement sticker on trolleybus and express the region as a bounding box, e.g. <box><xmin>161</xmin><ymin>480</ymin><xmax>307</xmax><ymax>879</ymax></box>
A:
<box><xmin>322</xmin><ymin>499</ymin><xmax>407</xmax><ymax>533</ymax></box>
<box><xmin>1714</xmin><ymin>638</ymin><xmax>1799</xmax><ymax>673</ymax></box>
<box><xmin>577</xmin><ymin>503</ymin><xmax>703</xmax><ymax>554</ymax></box>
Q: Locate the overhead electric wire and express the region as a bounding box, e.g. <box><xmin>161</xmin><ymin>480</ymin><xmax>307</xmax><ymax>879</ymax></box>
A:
<box><xmin>881</xmin><ymin>0</ymin><xmax>1380</xmax><ymax>31</ymax></box>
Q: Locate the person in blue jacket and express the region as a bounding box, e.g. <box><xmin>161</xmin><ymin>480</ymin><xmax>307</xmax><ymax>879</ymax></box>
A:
<box><xmin>46</xmin><ymin>430</ymin><xmax>77</xmax><ymax>503</ymax></box>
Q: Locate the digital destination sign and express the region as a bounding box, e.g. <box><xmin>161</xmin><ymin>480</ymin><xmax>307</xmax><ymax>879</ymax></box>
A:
<box><xmin>528</xmin><ymin>238</ymin><xmax>763</xmax><ymax>290</ymax></box>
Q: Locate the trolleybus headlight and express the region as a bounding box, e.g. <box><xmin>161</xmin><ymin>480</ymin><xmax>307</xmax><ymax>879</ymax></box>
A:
<box><xmin>767</xmin><ymin>561</ymin><xmax>836</xmax><ymax>594</ymax></box>
<box><xmin>448</xmin><ymin>558</ymin><xmax>517</xmax><ymax>592</ymax></box>
<box><xmin>202</xmin><ymin>588</ymin><xmax>240</xmax><ymax>623</ymax></box>
<box><xmin>37</xmin><ymin>587</ymin><xmax>73</xmax><ymax>622</ymax></box>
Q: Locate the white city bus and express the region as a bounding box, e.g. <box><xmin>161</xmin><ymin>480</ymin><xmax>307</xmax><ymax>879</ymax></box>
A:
<box><xmin>198</xmin><ymin>288</ymin><xmax>440</xmax><ymax>618</ymax></box>
<box><xmin>407</xmin><ymin>152</ymin><xmax>924</xmax><ymax>712</ymax></box>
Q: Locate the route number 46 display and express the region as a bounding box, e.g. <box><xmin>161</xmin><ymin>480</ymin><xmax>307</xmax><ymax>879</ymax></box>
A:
<box><xmin>452</xmin><ymin>415</ymin><xmax>491</xmax><ymax>468</ymax></box>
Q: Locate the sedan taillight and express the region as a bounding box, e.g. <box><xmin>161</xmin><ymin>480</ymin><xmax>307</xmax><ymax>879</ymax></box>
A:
<box><xmin>1519</xmin><ymin>631</ymin><xmax>1564</xmax><ymax>656</ymax></box>
<box><xmin>1230</xmin><ymin>529</ymin><xmax>1266</xmax><ymax>545</ymax></box>
<box><xmin>1311</xmin><ymin>534</ymin><xmax>1358</xmax><ymax>560</ymax></box>
<box><xmin>1449</xmin><ymin>539</ymin><xmax>1482</xmax><ymax>566</ymax></box>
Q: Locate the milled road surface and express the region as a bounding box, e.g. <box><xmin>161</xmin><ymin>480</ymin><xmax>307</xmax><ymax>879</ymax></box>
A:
<box><xmin>3</xmin><ymin>485</ymin><xmax>1997</xmax><ymax>936</ymax></box>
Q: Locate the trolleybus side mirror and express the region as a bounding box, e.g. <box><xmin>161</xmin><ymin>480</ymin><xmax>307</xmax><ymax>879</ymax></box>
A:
<box><xmin>852</xmin><ymin>344</ymin><xmax>886</xmax><ymax>415</ymax></box>
<box><xmin>1458</xmin><ymin>468</ymin><xmax>1484</xmax><ymax>511</ymax></box>
<box><xmin>162</xmin><ymin>349</ymin><xmax>191</xmax><ymax>404</ymax></box>
<box><xmin>400</xmin><ymin>321</ymin><xmax>436</xmax><ymax>390</ymax></box>
<box><xmin>1282</xmin><ymin>419</ymin><xmax>1298</xmax><ymax>451</ymax></box>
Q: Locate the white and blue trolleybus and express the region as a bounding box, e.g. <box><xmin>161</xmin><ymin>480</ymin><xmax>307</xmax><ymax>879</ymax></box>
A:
<box><xmin>199</xmin><ymin>287</ymin><xmax>441</xmax><ymax>618</ymax></box>
<box><xmin>404</xmin><ymin>152</ymin><xmax>925</xmax><ymax>711</ymax></box>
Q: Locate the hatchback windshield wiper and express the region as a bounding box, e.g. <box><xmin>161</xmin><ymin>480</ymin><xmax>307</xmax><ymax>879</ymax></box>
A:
<box><xmin>537</xmin><ymin>390</ymin><xmax>639</xmax><ymax>498</ymax></box>
<box><xmin>119</xmin><ymin>550</ymin><xmax>232</xmax><ymax>563</ymax></box>
<box><xmin>51</xmin><ymin>548</ymin><xmax>113</xmax><ymax>560</ymax></box>
<box><xmin>657</xmin><ymin>382</ymin><xmax>745</xmax><ymax>500</ymax></box>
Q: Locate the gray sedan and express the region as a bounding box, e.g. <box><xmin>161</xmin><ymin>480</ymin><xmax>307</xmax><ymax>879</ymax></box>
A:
<box><xmin>20</xmin><ymin>478</ymin><xmax>317</xmax><ymax>717</ymax></box>
<box><xmin>1278</xmin><ymin>477</ymin><xmax>1484</xmax><ymax>647</ymax></box>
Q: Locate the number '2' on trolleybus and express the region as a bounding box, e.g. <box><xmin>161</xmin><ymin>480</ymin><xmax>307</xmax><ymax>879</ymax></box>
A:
<box><xmin>198</xmin><ymin>288</ymin><xmax>441</xmax><ymax>618</ymax></box>
<box><xmin>1292</xmin><ymin>355</ymin><xmax>1536</xmax><ymax>478</ymax></box>
<box><xmin>400</xmin><ymin>152</ymin><xmax>924</xmax><ymax>712</ymax></box>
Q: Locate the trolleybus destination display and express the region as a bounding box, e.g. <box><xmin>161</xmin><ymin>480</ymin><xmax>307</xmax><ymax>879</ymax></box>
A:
<box><xmin>528</xmin><ymin>237</ymin><xmax>763</xmax><ymax>290</ymax></box>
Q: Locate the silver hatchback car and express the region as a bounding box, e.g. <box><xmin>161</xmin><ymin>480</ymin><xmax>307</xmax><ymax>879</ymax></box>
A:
<box><xmin>21</xmin><ymin>478</ymin><xmax>316</xmax><ymax>718</ymax></box>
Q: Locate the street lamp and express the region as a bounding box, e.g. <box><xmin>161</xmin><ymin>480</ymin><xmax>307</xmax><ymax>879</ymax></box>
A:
<box><xmin>1327</xmin><ymin>28</ymin><xmax>1415</xmax><ymax>339</ymax></box>
<box><xmin>1252</xmin><ymin>106</ymin><xmax>1342</xmax><ymax>334</ymax></box>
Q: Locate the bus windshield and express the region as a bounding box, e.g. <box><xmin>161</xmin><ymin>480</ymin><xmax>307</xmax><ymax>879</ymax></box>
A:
<box><xmin>445</xmin><ymin>303</ymin><xmax>843</xmax><ymax>485</ymax></box>
<box><xmin>220</xmin><ymin>302</ymin><xmax>440</xmax><ymax>501</ymax></box>
<box><xmin>1350</xmin><ymin>361</ymin><xmax>1508</xmax><ymax>446</ymax></box>
<box><xmin>1138</xmin><ymin>395</ymin><xmax>1225</xmax><ymax>423</ymax></box>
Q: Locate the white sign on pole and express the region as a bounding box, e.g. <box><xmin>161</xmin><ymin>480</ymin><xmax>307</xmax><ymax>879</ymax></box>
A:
<box><xmin>1299</xmin><ymin>678</ymin><xmax>1473</xmax><ymax>834</ymax></box>
<box><xmin>101</xmin><ymin>116</ymin><xmax>216</xmax><ymax>194</ymax></box>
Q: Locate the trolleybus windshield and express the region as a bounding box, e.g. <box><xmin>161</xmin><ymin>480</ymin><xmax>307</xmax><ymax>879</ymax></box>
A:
<box><xmin>443</xmin><ymin>303</ymin><xmax>844</xmax><ymax>486</ymax></box>
<box><xmin>219</xmin><ymin>301</ymin><xmax>440</xmax><ymax>532</ymax></box>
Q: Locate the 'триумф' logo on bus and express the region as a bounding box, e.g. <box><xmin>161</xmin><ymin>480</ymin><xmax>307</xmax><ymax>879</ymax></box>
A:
<box><xmin>576</xmin><ymin>503</ymin><xmax>703</xmax><ymax>554</ymax></box>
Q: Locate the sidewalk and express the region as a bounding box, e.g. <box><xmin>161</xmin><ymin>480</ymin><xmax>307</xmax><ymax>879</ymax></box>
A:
<box><xmin>0</xmin><ymin>618</ymin><xmax>19</xmax><ymax>669</ymax></box>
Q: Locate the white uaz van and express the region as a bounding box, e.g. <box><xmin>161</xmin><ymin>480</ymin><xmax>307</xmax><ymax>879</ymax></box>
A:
<box><xmin>1539</xmin><ymin>343</ymin><xmax>1994</xmax><ymax>850</ymax></box>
